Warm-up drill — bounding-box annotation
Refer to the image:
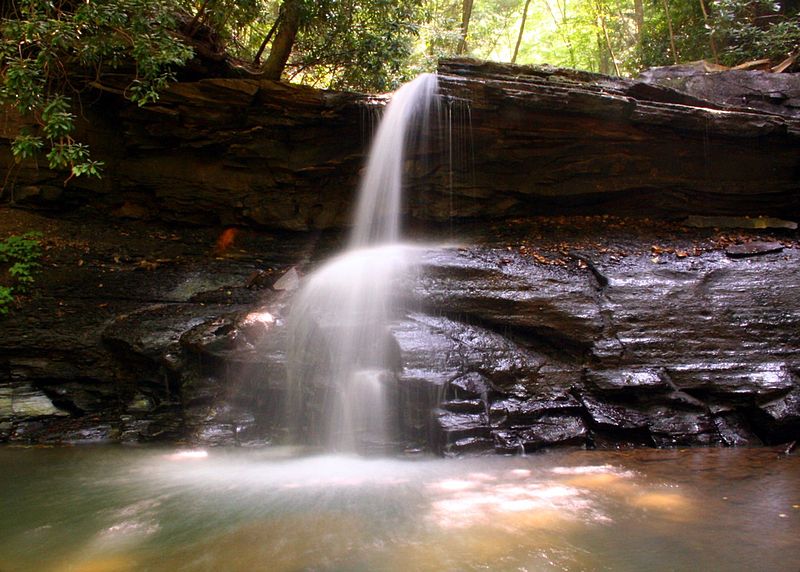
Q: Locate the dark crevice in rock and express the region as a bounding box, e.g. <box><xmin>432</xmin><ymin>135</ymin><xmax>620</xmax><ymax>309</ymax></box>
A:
<box><xmin>35</xmin><ymin>385</ymin><xmax>86</xmax><ymax>417</ymax></box>
<box><xmin>563</xmin><ymin>387</ymin><xmax>644</xmax><ymax>449</ymax></box>
<box><xmin>660</xmin><ymin>369</ymin><xmax>710</xmax><ymax>409</ymax></box>
<box><xmin>713</xmin><ymin>409</ymin><xmax>764</xmax><ymax>447</ymax></box>
<box><xmin>416</xmin><ymin>305</ymin><xmax>590</xmax><ymax>364</ymax></box>
<box><xmin>745</xmin><ymin>389</ymin><xmax>800</xmax><ymax>445</ymax></box>
<box><xmin>569</xmin><ymin>254</ymin><xmax>610</xmax><ymax>290</ymax></box>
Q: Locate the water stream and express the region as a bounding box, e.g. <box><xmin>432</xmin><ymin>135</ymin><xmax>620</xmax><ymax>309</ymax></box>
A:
<box><xmin>349</xmin><ymin>73</ymin><xmax>438</xmax><ymax>248</ymax></box>
<box><xmin>286</xmin><ymin>74</ymin><xmax>438</xmax><ymax>452</ymax></box>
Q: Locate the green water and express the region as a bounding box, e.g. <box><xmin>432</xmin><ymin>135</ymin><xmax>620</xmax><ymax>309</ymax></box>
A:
<box><xmin>1</xmin><ymin>447</ymin><xmax>797</xmax><ymax>571</ymax></box>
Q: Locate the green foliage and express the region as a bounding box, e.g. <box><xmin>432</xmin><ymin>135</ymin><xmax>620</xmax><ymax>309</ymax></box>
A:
<box><xmin>175</xmin><ymin>0</ymin><xmax>425</xmax><ymax>91</ymax></box>
<box><xmin>423</xmin><ymin>0</ymin><xmax>796</xmax><ymax>77</ymax></box>
<box><xmin>640</xmin><ymin>0</ymin><xmax>709</xmax><ymax>69</ymax></box>
<box><xmin>184</xmin><ymin>0</ymin><xmax>275</xmax><ymax>59</ymax></box>
<box><xmin>0</xmin><ymin>0</ymin><xmax>193</xmax><ymax>180</ymax></box>
<box><xmin>0</xmin><ymin>232</ymin><xmax>43</xmax><ymax>315</ymax></box>
<box><xmin>10</xmin><ymin>132</ymin><xmax>44</xmax><ymax>161</ymax></box>
<box><xmin>0</xmin><ymin>286</ymin><xmax>13</xmax><ymax>312</ymax></box>
<box><xmin>288</xmin><ymin>0</ymin><xmax>424</xmax><ymax>91</ymax></box>
<box><xmin>410</xmin><ymin>0</ymin><xmax>463</xmax><ymax>72</ymax></box>
<box><xmin>468</xmin><ymin>0</ymin><xmax>526</xmax><ymax>62</ymax></box>
<box><xmin>711</xmin><ymin>0</ymin><xmax>800</xmax><ymax>65</ymax></box>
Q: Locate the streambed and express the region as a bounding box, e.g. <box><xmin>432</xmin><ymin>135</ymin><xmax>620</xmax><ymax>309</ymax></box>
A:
<box><xmin>1</xmin><ymin>447</ymin><xmax>797</xmax><ymax>571</ymax></box>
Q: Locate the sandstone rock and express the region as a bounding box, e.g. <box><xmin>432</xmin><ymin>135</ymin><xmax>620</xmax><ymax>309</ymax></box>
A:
<box><xmin>3</xmin><ymin>58</ymin><xmax>799</xmax><ymax>228</ymax></box>
<box><xmin>638</xmin><ymin>64</ymin><xmax>800</xmax><ymax>118</ymax></box>
<box><xmin>1</xmin><ymin>57</ymin><xmax>799</xmax><ymax>450</ymax></box>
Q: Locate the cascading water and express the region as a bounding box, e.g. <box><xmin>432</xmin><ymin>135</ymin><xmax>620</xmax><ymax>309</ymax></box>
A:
<box><xmin>286</xmin><ymin>74</ymin><xmax>438</xmax><ymax>452</ymax></box>
<box><xmin>349</xmin><ymin>73</ymin><xmax>438</xmax><ymax>248</ymax></box>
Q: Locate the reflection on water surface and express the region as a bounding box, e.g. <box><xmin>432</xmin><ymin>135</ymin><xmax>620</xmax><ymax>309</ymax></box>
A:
<box><xmin>1</xmin><ymin>447</ymin><xmax>797</xmax><ymax>571</ymax></box>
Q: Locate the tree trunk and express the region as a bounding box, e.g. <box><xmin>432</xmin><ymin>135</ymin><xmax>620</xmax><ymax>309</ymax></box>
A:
<box><xmin>456</xmin><ymin>0</ymin><xmax>474</xmax><ymax>55</ymax></box>
<box><xmin>262</xmin><ymin>0</ymin><xmax>302</xmax><ymax>81</ymax></box>
<box><xmin>594</xmin><ymin>2</ymin><xmax>620</xmax><ymax>76</ymax></box>
<box><xmin>187</xmin><ymin>0</ymin><xmax>214</xmax><ymax>37</ymax></box>
<box><xmin>698</xmin><ymin>0</ymin><xmax>719</xmax><ymax>63</ymax></box>
<box><xmin>662</xmin><ymin>0</ymin><xmax>678</xmax><ymax>64</ymax></box>
<box><xmin>633</xmin><ymin>0</ymin><xmax>644</xmax><ymax>62</ymax></box>
<box><xmin>512</xmin><ymin>0</ymin><xmax>533</xmax><ymax>64</ymax></box>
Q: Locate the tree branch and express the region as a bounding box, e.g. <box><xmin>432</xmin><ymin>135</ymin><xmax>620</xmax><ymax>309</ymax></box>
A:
<box><xmin>456</xmin><ymin>0</ymin><xmax>474</xmax><ymax>55</ymax></box>
<box><xmin>512</xmin><ymin>0</ymin><xmax>533</xmax><ymax>64</ymax></box>
<box><xmin>253</xmin><ymin>14</ymin><xmax>281</xmax><ymax>66</ymax></box>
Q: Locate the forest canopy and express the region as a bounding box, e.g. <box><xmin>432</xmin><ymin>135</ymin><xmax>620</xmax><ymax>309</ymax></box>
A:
<box><xmin>1</xmin><ymin>0</ymin><xmax>798</xmax><ymax>178</ymax></box>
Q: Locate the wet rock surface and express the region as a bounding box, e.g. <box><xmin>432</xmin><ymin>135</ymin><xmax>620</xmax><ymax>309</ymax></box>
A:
<box><xmin>400</xmin><ymin>234</ymin><xmax>800</xmax><ymax>453</ymax></box>
<box><xmin>1</xmin><ymin>211</ymin><xmax>797</xmax><ymax>452</ymax></box>
<box><xmin>1</xmin><ymin>58</ymin><xmax>798</xmax><ymax>452</ymax></box>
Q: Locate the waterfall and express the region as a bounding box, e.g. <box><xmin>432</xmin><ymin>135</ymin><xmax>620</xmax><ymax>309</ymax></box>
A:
<box><xmin>286</xmin><ymin>74</ymin><xmax>438</xmax><ymax>452</ymax></box>
<box><xmin>349</xmin><ymin>74</ymin><xmax>438</xmax><ymax>247</ymax></box>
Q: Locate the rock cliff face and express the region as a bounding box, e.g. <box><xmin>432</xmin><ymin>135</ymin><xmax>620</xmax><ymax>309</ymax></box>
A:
<box><xmin>1</xmin><ymin>59</ymin><xmax>798</xmax><ymax>451</ymax></box>
<box><xmin>1</xmin><ymin>213</ymin><xmax>797</xmax><ymax>451</ymax></box>
<box><xmin>1</xmin><ymin>79</ymin><xmax>375</xmax><ymax>229</ymax></box>
<box><xmin>2</xmin><ymin>58</ymin><xmax>799</xmax><ymax>230</ymax></box>
<box><xmin>428</xmin><ymin>59</ymin><xmax>800</xmax><ymax>222</ymax></box>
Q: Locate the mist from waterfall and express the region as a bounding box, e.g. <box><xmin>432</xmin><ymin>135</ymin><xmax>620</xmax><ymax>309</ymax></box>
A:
<box><xmin>286</xmin><ymin>74</ymin><xmax>438</xmax><ymax>452</ymax></box>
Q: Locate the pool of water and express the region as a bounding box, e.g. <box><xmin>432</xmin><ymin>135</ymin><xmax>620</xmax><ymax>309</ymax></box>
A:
<box><xmin>1</xmin><ymin>446</ymin><xmax>797</xmax><ymax>571</ymax></box>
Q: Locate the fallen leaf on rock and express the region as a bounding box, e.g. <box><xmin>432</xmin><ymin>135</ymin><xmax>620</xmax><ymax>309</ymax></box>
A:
<box><xmin>136</xmin><ymin>260</ymin><xmax>160</xmax><ymax>270</ymax></box>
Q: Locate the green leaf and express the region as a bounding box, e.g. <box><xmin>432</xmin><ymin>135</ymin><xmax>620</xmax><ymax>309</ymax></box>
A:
<box><xmin>11</xmin><ymin>134</ymin><xmax>44</xmax><ymax>161</ymax></box>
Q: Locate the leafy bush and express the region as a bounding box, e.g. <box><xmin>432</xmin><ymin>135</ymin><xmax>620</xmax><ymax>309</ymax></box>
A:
<box><xmin>711</xmin><ymin>0</ymin><xmax>800</xmax><ymax>66</ymax></box>
<box><xmin>0</xmin><ymin>232</ymin><xmax>43</xmax><ymax>315</ymax></box>
<box><xmin>0</xmin><ymin>1</ymin><xmax>194</xmax><ymax>180</ymax></box>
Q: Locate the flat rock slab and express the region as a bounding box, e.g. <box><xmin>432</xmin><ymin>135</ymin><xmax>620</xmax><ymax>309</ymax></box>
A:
<box><xmin>725</xmin><ymin>241</ymin><xmax>784</xmax><ymax>258</ymax></box>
